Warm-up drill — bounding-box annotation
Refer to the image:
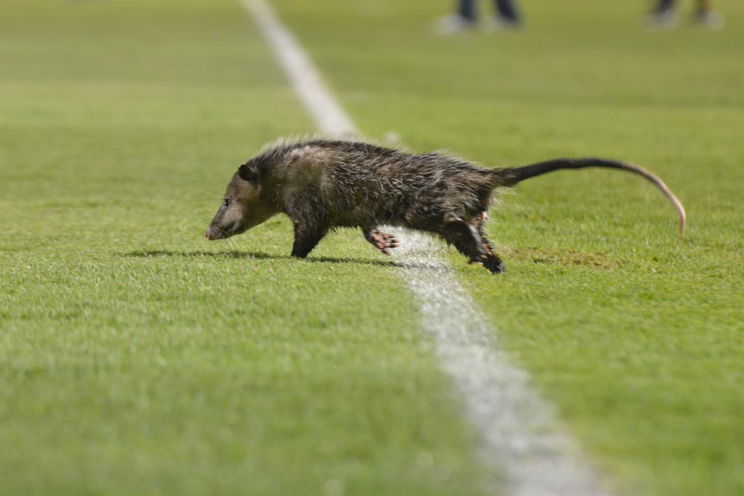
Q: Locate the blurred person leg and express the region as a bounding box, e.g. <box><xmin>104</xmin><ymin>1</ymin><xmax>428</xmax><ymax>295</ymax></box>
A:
<box><xmin>649</xmin><ymin>0</ymin><xmax>723</xmax><ymax>29</ymax></box>
<box><xmin>649</xmin><ymin>0</ymin><xmax>677</xmax><ymax>28</ymax></box>
<box><xmin>483</xmin><ymin>0</ymin><xmax>521</xmax><ymax>32</ymax></box>
<box><xmin>435</xmin><ymin>0</ymin><xmax>478</xmax><ymax>34</ymax></box>
<box><xmin>495</xmin><ymin>0</ymin><xmax>520</xmax><ymax>24</ymax></box>
<box><xmin>695</xmin><ymin>0</ymin><xmax>724</xmax><ymax>28</ymax></box>
<box><xmin>654</xmin><ymin>0</ymin><xmax>675</xmax><ymax>13</ymax></box>
<box><xmin>459</xmin><ymin>0</ymin><xmax>477</xmax><ymax>22</ymax></box>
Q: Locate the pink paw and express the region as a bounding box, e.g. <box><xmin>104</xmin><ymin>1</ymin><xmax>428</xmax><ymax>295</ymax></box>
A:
<box><xmin>367</xmin><ymin>230</ymin><xmax>399</xmax><ymax>255</ymax></box>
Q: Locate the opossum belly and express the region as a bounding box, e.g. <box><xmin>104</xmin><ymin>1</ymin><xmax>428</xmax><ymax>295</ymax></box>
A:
<box><xmin>331</xmin><ymin>209</ymin><xmax>379</xmax><ymax>228</ymax></box>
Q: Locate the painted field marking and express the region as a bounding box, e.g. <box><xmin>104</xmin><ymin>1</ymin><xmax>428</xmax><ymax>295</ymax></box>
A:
<box><xmin>241</xmin><ymin>1</ymin><xmax>613</xmax><ymax>494</ymax></box>
<box><xmin>241</xmin><ymin>0</ymin><xmax>357</xmax><ymax>137</ymax></box>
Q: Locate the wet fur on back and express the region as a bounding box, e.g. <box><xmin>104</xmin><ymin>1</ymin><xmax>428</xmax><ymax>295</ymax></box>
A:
<box><xmin>205</xmin><ymin>139</ymin><xmax>686</xmax><ymax>273</ymax></box>
<box><xmin>250</xmin><ymin>139</ymin><xmax>498</xmax><ymax>227</ymax></box>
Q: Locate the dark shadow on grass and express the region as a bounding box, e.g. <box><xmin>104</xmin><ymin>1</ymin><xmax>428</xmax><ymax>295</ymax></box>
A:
<box><xmin>119</xmin><ymin>249</ymin><xmax>399</xmax><ymax>268</ymax></box>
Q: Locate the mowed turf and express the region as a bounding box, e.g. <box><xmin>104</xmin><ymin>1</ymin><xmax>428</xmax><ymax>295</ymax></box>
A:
<box><xmin>0</xmin><ymin>1</ymin><xmax>494</xmax><ymax>495</ymax></box>
<box><xmin>275</xmin><ymin>1</ymin><xmax>744</xmax><ymax>495</ymax></box>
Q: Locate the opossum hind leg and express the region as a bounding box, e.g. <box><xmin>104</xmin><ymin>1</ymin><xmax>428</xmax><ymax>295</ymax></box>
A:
<box><xmin>441</xmin><ymin>217</ymin><xmax>505</xmax><ymax>274</ymax></box>
<box><xmin>362</xmin><ymin>227</ymin><xmax>399</xmax><ymax>255</ymax></box>
<box><xmin>478</xmin><ymin>232</ymin><xmax>505</xmax><ymax>274</ymax></box>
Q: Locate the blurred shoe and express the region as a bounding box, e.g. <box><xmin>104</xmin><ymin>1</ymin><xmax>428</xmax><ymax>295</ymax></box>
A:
<box><xmin>694</xmin><ymin>10</ymin><xmax>724</xmax><ymax>29</ymax></box>
<box><xmin>434</xmin><ymin>14</ymin><xmax>476</xmax><ymax>35</ymax></box>
<box><xmin>482</xmin><ymin>15</ymin><xmax>521</xmax><ymax>33</ymax></box>
<box><xmin>647</xmin><ymin>9</ymin><xmax>677</xmax><ymax>29</ymax></box>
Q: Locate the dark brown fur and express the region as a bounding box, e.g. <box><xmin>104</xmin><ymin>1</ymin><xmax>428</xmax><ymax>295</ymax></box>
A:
<box><xmin>205</xmin><ymin>139</ymin><xmax>686</xmax><ymax>273</ymax></box>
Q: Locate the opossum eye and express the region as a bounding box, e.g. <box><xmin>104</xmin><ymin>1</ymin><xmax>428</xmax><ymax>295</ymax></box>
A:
<box><xmin>222</xmin><ymin>198</ymin><xmax>230</xmax><ymax>208</ymax></box>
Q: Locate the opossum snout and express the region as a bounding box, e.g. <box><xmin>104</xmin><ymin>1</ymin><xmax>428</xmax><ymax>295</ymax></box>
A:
<box><xmin>204</xmin><ymin>225</ymin><xmax>228</xmax><ymax>241</ymax></box>
<box><xmin>204</xmin><ymin>227</ymin><xmax>219</xmax><ymax>240</ymax></box>
<box><xmin>205</xmin><ymin>219</ymin><xmax>245</xmax><ymax>241</ymax></box>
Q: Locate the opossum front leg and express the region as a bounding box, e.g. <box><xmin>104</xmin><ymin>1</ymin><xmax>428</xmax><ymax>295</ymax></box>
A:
<box><xmin>441</xmin><ymin>218</ymin><xmax>505</xmax><ymax>274</ymax></box>
<box><xmin>362</xmin><ymin>227</ymin><xmax>399</xmax><ymax>255</ymax></box>
<box><xmin>290</xmin><ymin>221</ymin><xmax>328</xmax><ymax>258</ymax></box>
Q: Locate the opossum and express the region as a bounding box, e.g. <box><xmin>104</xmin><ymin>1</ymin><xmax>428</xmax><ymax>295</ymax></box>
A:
<box><xmin>204</xmin><ymin>139</ymin><xmax>686</xmax><ymax>273</ymax></box>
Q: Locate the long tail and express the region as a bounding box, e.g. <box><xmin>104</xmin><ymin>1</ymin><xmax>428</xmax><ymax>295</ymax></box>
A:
<box><xmin>496</xmin><ymin>158</ymin><xmax>687</xmax><ymax>236</ymax></box>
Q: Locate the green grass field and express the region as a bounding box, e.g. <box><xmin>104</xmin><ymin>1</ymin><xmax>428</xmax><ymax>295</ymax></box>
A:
<box><xmin>2</xmin><ymin>0</ymin><xmax>743</xmax><ymax>495</ymax></box>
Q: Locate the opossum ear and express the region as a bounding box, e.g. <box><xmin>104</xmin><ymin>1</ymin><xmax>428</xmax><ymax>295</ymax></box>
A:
<box><xmin>238</xmin><ymin>163</ymin><xmax>260</xmax><ymax>185</ymax></box>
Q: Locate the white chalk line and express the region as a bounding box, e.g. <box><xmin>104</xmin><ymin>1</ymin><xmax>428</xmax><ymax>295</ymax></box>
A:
<box><xmin>391</xmin><ymin>232</ymin><xmax>611</xmax><ymax>496</ymax></box>
<box><xmin>241</xmin><ymin>0</ymin><xmax>357</xmax><ymax>137</ymax></box>
<box><xmin>241</xmin><ymin>1</ymin><xmax>612</xmax><ymax>494</ymax></box>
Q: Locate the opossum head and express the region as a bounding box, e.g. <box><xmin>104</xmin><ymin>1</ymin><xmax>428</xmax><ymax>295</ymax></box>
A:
<box><xmin>204</xmin><ymin>162</ymin><xmax>276</xmax><ymax>240</ymax></box>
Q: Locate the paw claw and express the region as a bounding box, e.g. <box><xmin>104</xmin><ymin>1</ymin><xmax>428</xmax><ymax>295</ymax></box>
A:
<box><xmin>366</xmin><ymin>229</ymin><xmax>399</xmax><ymax>254</ymax></box>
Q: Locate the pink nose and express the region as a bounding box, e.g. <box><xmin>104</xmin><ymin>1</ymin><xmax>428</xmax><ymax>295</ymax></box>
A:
<box><xmin>204</xmin><ymin>230</ymin><xmax>211</xmax><ymax>240</ymax></box>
